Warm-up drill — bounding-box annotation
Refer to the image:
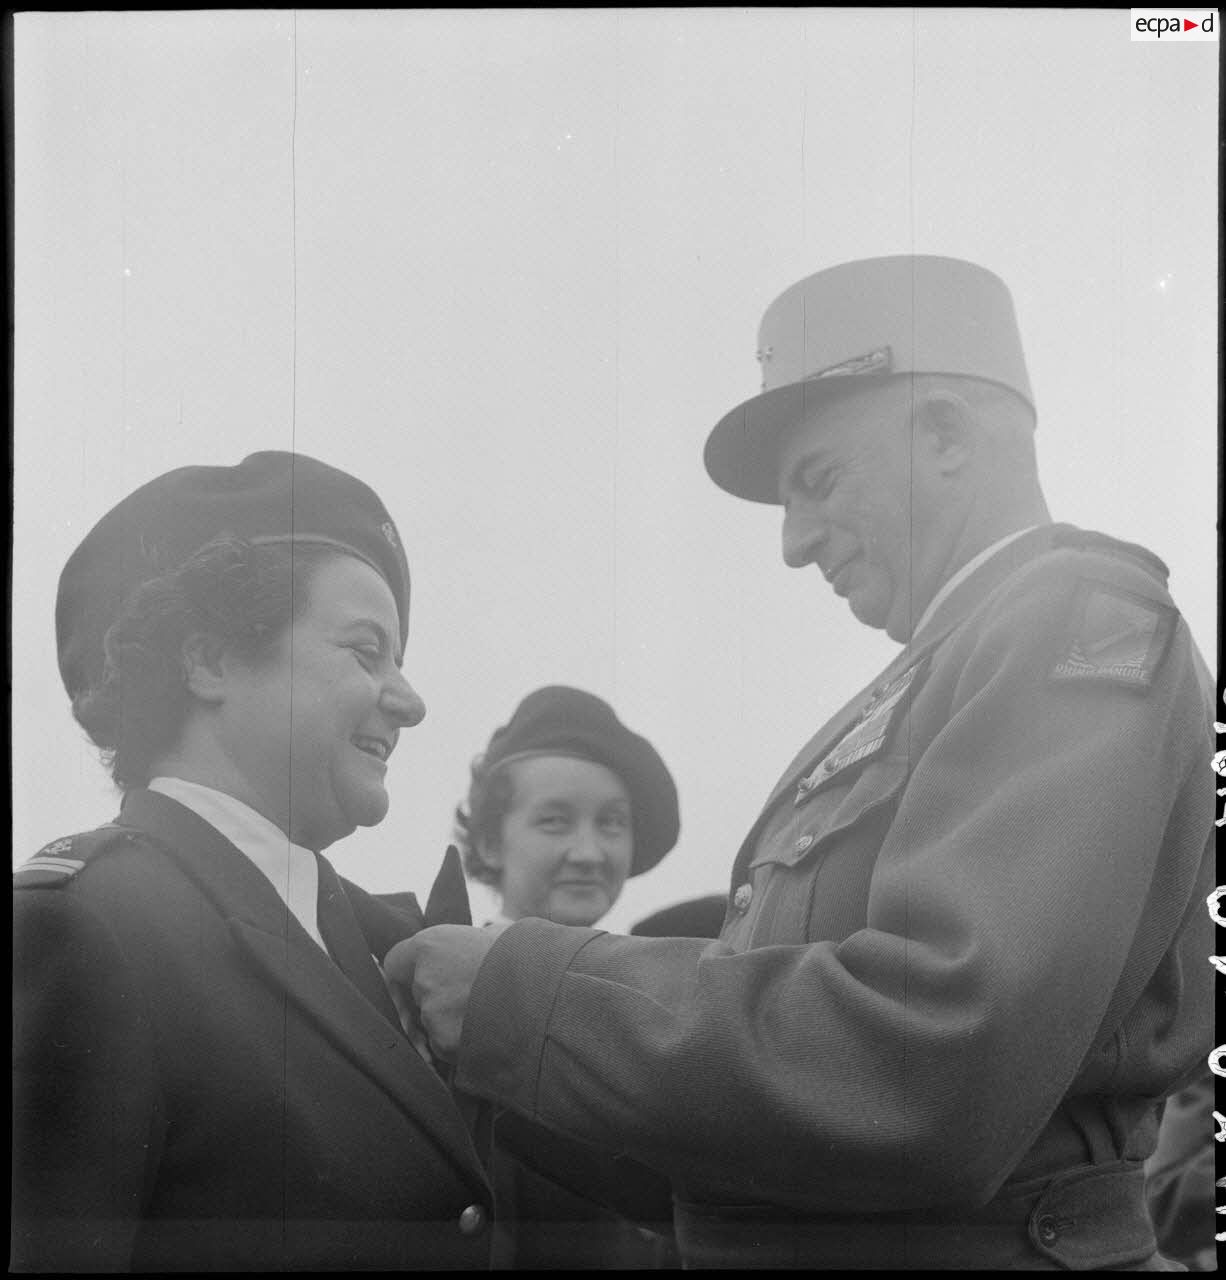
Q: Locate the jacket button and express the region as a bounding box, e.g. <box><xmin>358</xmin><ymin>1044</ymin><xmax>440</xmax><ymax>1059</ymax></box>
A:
<box><xmin>1035</xmin><ymin>1214</ymin><xmax>1059</xmax><ymax>1245</ymax></box>
<box><xmin>793</xmin><ymin>834</ymin><xmax>814</xmax><ymax>854</ymax></box>
<box><xmin>821</xmin><ymin>757</ymin><xmax>837</xmax><ymax>774</ymax></box>
<box><xmin>458</xmin><ymin>1203</ymin><xmax>486</xmax><ymax>1235</ymax></box>
<box><xmin>732</xmin><ymin>883</ymin><xmax>753</xmax><ymax>913</ymax></box>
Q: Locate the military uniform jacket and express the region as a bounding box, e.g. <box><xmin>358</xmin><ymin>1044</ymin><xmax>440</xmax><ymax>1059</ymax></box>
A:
<box><xmin>454</xmin><ymin>525</ymin><xmax>1214</xmax><ymax>1269</ymax></box>
<box><xmin>12</xmin><ymin>788</ymin><xmax>493</xmax><ymax>1272</ymax></box>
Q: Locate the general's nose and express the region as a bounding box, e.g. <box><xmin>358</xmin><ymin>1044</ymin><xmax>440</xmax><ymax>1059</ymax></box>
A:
<box><xmin>381</xmin><ymin>671</ymin><xmax>427</xmax><ymax>728</ymax></box>
<box><xmin>782</xmin><ymin>504</ymin><xmax>826</xmax><ymax>568</ymax></box>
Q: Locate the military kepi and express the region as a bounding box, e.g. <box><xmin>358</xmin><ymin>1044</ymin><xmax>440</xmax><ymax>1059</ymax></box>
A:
<box><xmin>482</xmin><ymin>685</ymin><xmax>680</xmax><ymax>877</ymax></box>
<box><xmin>704</xmin><ymin>255</ymin><xmax>1035</xmax><ymax>503</ymax></box>
<box><xmin>57</xmin><ymin>451</ymin><xmax>411</xmax><ymax>701</ymax></box>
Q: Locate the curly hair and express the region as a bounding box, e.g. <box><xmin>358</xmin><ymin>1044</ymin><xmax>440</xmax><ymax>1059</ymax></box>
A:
<box><xmin>452</xmin><ymin>758</ymin><xmax>520</xmax><ymax>887</ymax></box>
<box><xmin>72</xmin><ymin>534</ymin><xmax>342</xmax><ymax>789</ymax></box>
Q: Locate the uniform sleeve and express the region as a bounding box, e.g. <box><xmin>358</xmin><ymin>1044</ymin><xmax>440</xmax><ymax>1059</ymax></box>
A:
<box><xmin>12</xmin><ymin>889</ymin><xmax>163</xmax><ymax>1271</ymax></box>
<box><xmin>492</xmin><ymin>1107</ymin><xmax>676</xmax><ymax>1226</ymax></box>
<box><xmin>454</xmin><ymin>559</ymin><xmax>1213</xmax><ymax>1214</ymax></box>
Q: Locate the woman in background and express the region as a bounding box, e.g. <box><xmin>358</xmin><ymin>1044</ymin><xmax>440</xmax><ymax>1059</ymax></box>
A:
<box><xmin>455</xmin><ymin>685</ymin><xmax>679</xmax><ymax>929</ymax></box>
<box><xmin>453</xmin><ymin>684</ymin><xmax>682</xmax><ymax>1268</ymax></box>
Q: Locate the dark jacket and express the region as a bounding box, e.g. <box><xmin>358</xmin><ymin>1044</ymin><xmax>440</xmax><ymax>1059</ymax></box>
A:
<box><xmin>454</xmin><ymin>526</ymin><xmax>1215</xmax><ymax>1269</ymax></box>
<box><xmin>1144</xmin><ymin>1071</ymin><xmax>1217</xmax><ymax>1270</ymax></box>
<box><xmin>12</xmin><ymin>788</ymin><xmax>493</xmax><ymax>1272</ymax></box>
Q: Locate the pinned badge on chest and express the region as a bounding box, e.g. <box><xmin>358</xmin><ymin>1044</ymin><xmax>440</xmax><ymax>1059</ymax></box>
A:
<box><xmin>795</xmin><ymin>657</ymin><xmax>929</xmax><ymax>804</ymax></box>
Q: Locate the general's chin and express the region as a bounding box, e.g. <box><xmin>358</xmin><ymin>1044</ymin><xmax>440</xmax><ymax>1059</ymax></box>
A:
<box><xmin>847</xmin><ymin>587</ymin><xmax>890</xmax><ymax>633</ymax></box>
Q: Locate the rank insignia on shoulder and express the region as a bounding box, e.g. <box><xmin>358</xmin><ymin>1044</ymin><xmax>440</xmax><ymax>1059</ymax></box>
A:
<box><xmin>14</xmin><ymin>845</ymin><xmax>86</xmax><ymax>887</ymax></box>
<box><xmin>1050</xmin><ymin>579</ymin><xmax>1175</xmax><ymax>690</ymax></box>
<box><xmin>14</xmin><ymin>825</ymin><xmax>127</xmax><ymax>889</ymax></box>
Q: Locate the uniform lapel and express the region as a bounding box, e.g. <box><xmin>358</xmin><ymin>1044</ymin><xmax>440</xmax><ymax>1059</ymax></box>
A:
<box><xmin>728</xmin><ymin>525</ymin><xmax>1067</xmax><ymax>885</ymax></box>
<box><xmin>227</xmin><ymin>919</ymin><xmax>487</xmax><ymax>1189</ymax></box>
<box><xmin>726</xmin><ymin>651</ymin><xmax>918</xmax><ymax>886</ymax></box>
<box><xmin>116</xmin><ymin>789</ymin><xmax>488</xmax><ymax>1191</ymax></box>
<box><xmin>120</xmin><ymin>788</ymin><xmax>303</xmax><ymax>939</ymax></box>
<box><xmin>315</xmin><ymin>855</ymin><xmax>403</xmax><ymax>1029</ymax></box>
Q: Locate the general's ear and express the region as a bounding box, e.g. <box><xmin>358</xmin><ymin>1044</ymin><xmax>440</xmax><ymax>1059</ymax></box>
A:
<box><xmin>181</xmin><ymin>633</ymin><xmax>229</xmax><ymax>704</ymax></box>
<box><xmin>911</xmin><ymin>390</ymin><xmax>975</xmax><ymax>478</ymax></box>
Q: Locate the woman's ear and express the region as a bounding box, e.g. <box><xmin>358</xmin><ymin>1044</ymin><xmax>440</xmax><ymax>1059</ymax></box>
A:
<box><xmin>476</xmin><ymin>838</ymin><xmax>504</xmax><ymax>874</ymax></box>
<box><xmin>181</xmin><ymin>633</ymin><xmax>228</xmax><ymax>704</ymax></box>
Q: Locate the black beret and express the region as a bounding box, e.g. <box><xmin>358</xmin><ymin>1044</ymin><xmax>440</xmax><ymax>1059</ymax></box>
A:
<box><xmin>630</xmin><ymin>894</ymin><xmax>727</xmax><ymax>939</ymax></box>
<box><xmin>483</xmin><ymin>685</ymin><xmax>680</xmax><ymax>877</ymax></box>
<box><xmin>56</xmin><ymin>451</ymin><xmax>411</xmax><ymax>701</ymax></box>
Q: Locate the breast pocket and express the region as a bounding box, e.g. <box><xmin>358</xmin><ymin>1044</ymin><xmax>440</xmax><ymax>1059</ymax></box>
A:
<box><xmin>744</xmin><ymin>757</ymin><xmax>911</xmax><ymax>945</ymax></box>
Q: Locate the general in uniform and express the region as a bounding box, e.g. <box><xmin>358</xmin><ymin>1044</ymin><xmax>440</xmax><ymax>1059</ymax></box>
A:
<box><xmin>387</xmin><ymin>256</ymin><xmax>1215</xmax><ymax>1269</ymax></box>
<box><xmin>12</xmin><ymin>453</ymin><xmax>493</xmax><ymax>1271</ymax></box>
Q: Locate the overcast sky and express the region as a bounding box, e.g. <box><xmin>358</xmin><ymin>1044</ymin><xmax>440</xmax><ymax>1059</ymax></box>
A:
<box><xmin>13</xmin><ymin>9</ymin><xmax>1218</xmax><ymax>930</ymax></box>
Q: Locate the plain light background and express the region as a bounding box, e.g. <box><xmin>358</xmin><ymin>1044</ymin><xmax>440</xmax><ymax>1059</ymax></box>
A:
<box><xmin>13</xmin><ymin>10</ymin><xmax>1218</xmax><ymax>931</ymax></box>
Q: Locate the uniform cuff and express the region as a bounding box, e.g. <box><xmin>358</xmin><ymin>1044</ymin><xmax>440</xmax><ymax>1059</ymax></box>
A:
<box><xmin>455</xmin><ymin>918</ymin><xmax>601</xmax><ymax>1115</ymax></box>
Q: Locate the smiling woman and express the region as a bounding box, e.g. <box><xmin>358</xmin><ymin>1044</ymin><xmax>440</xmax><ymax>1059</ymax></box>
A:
<box><xmin>483</xmin><ymin>754</ymin><xmax>634</xmax><ymax>926</ymax></box>
<box><xmin>170</xmin><ymin>550</ymin><xmax>426</xmax><ymax>851</ymax></box>
<box><xmin>452</xmin><ymin>684</ymin><xmax>683</xmax><ymax>1268</ymax></box>
<box><xmin>454</xmin><ymin>685</ymin><xmax>680</xmax><ymax>928</ymax></box>
<box><xmin>12</xmin><ymin>451</ymin><xmax>494</xmax><ymax>1271</ymax></box>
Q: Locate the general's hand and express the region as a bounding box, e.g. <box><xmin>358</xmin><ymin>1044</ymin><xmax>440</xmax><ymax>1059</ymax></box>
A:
<box><xmin>383</xmin><ymin>924</ymin><xmax>503</xmax><ymax>1061</ymax></box>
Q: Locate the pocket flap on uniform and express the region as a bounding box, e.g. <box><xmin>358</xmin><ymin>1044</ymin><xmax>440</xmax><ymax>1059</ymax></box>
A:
<box><xmin>748</xmin><ymin>757</ymin><xmax>911</xmax><ymax>871</ymax></box>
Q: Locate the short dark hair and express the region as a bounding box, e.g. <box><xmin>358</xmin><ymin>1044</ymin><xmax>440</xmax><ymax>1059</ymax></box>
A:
<box><xmin>452</xmin><ymin>757</ymin><xmax>520</xmax><ymax>887</ymax></box>
<box><xmin>72</xmin><ymin>534</ymin><xmax>341</xmax><ymax>789</ymax></box>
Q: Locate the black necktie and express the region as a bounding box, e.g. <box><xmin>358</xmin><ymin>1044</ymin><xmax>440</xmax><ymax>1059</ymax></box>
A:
<box><xmin>315</xmin><ymin>855</ymin><xmax>404</xmax><ymax>1029</ymax></box>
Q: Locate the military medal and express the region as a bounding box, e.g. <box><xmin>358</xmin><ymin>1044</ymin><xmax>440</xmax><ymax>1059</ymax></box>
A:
<box><xmin>796</xmin><ymin>657</ymin><xmax>928</xmax><ymax>804</ymax></box>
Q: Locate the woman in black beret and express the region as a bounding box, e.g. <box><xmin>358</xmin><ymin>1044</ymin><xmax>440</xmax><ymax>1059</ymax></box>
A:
<box><xmin>453</xmin><ymin>685</ymin><xmax>683</xmax><ymax>1268</ymax></box>
<box><xmin>454</xmin><ymin>685</ymin><xmax>680</xmax><ymax>930</ymax></box>
<box><xmin>12</xmin><ymin>452</ymin><xmax>493</xmax><ymax>1272</ymax></box>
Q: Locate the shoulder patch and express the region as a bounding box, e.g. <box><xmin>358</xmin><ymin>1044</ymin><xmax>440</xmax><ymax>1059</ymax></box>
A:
<box><xmin>1051</xmin><ymin>528</ymin><xmax>1170</xmax><ymax>583</ymax></box>
<box><xmin>1050</xmin><ymin>579</ymin><xmax>1176</xmax><ymax>691</ymax></box>
<box><xmin>14</xmin><ymin>824</ymin><xmax>130</xmax><ymax>889</ymax></box>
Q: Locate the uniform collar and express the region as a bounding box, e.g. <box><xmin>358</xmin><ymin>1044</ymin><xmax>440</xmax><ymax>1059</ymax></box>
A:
<box><xmin>910</xmin><ymin>526</ymin><xmax>1041</xmax><ymax>642</ymax></box>
<box><xmin>147</xmin><ymin>776</ymin><xmax>326</xmax><ymax>951</ymax></box>
<box><xmin>907</xmin><ymin>523</ymin><xmax>1066</xmax><ymax>648</ymax></box>
<box><xmin>115</xmin><ymin>787</ymin><xmax>491</xmax><ymax>1192</ymax></box>
<box><xmin>738</xmin><ymin>522</ymin><xmax>1072</xmax><ymax>848</ymax></box>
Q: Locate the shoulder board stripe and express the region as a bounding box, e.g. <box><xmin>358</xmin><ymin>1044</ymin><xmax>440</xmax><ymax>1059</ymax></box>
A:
<box><xmin>15</xmin><ymin>857</ymin><xmax>86</xmax><ymax>876</ymax></box>
<box><xmin>20</xmin><ymin>856</ymin><xmax>85</xmax><ymax>871</ymax></box>
<box><xmin>14</xmin><ymin>858</ymin><xmax>89</xmax><ymax>889</ymax></box>
<box><xmin>15</xmin><ymin>824</ymin><xmax>133</xmax><ymax>890</ymax></box>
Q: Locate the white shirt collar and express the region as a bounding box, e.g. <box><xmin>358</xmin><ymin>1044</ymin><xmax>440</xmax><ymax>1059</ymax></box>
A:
<box><xmin>147</xmin><ymin>776</ymin><xmax>327</xmax><ymax>952</ymax></box>
<box><xmin>910</xmin><ymin>526</ymin><xmax>1040</xmax><ymax>641</ymax></box>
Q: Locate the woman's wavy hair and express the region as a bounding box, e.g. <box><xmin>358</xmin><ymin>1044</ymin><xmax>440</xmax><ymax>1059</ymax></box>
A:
<box><xmin>452</xmin><ymin>757</ymin><xmax>520</xmax><ymax>888</ymax></box>
<box><xmin>72</xmin><ymin>534</ymin><xmax>339</xmax><ymax>789</ymax></box>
